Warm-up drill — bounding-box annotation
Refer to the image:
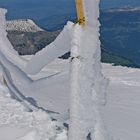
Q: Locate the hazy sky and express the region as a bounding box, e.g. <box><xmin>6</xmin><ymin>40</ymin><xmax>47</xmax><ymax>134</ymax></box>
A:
<box><xmin>0</xmin><ymin>0</ymin><xmax>139</xmax><ymax>30</ymax></box>
<box><xmin>100</xmin><ymin>0</ymin><xmax>140</xmax><ymax>9</ymax></box>
<box><xmin>0</xmin><ymin>0</ymin><xmax>140</xmax><ymax>9</ymax></box>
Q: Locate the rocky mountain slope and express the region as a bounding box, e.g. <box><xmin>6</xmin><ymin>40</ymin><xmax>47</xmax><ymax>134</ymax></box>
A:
<box><xmin>7</xmin><ymin>30</ymin><xmax>60</xmax><ymax>55</ymax></box>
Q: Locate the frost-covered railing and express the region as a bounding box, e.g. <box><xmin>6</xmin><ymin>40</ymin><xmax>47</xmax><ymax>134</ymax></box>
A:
<box><xmin>0</xmin><ymin>0</ymin><xmax>109</xmax><ymax>138</ymax></box>
<box><xmin>69</xmin><ymin>0</ymin><xmax>109</xmax><ymax>139</ymax></box>
<box><xmin>0</xmin><ymin>8</ymin><xmax>74</xmax><ymax>111</ymax></box>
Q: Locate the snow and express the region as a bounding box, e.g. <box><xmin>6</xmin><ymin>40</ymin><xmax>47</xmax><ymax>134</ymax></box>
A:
<box><xmin>0</xmin><ymin>60</ymin><xmax>140</xmax><ymax>140</ymax></box>
<box><xmin>0</xmin><ymin>9</ymin><xmax>72</xmax><ymax>112</ymax></box>
<box><xmin>0</xmin><ymin>83</ymin><xmax>61</xmax><ymax>140</ymax></box>
<box><xmin>102</xmin><ymin>64</ymin><xmax>140</xmax><ymax>140</ymax></box>
<box><xmin>68</xmin><ymin>0</ymin><xmax>109</xmax><ymax>139</ymax></box>
<box><xmin>25</xmin><ymin>21</ymin><xmax>73</xmax><ymax>75</ymax></box>
<box><xmin>69</xmin><ymin>24</ymin><xmax>109</xmax><ymax>139</ymax></box>
<box><xmin>6</xmin><ymin>19</ymin><xmax>44</xmax><ymax>32</ymax></box>
<box><xmin>0</xmin><ymin>8</ymin><xmax>73</xmax><ymax>74</ymax></box>
<box><xmin>0</xmin><ymin>9</ymin><xmax>27</xmax><ymax>69</ymax></box>
<box><xmin>32</xmin><ymin>61</ymin><xmax>140</xmax><ymax>140</ymax></box>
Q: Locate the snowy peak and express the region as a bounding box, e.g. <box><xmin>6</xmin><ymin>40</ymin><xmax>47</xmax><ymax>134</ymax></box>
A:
<box><xmin>6</xmin><ymin>19</ymin><xmax>44</xmax><ymax>32</ymax></box>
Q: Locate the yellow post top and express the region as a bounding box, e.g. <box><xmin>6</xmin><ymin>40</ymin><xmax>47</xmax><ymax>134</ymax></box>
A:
<box><xmin>75</xmin><ymin>0</ymin><xmax>85</xmax><ymax>26</ymax></box>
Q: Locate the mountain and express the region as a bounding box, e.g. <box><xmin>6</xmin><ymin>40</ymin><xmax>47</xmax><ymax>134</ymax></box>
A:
<box><xmin>101</xmin><ymin>47</ymin><xmax>135</xmax><ymax>67</ymax></box>
<box><xmin>6</xmin><ymin>19</ymin><xmax>60</xmax><ymax>55</ymax></box>
<box><xmin>100</xmin><ymin>7</ymin><xmax>140</xmax><ymax>67</ymax></box>
<box><xmin>7</xmin><ymin>19</ymin><xmax>44</xmax><ymax>32</ymax></box>
<box><xmin>7</xmin><ymin>30</ymin><xmax>60</xmax><ymax>55</ymax></box>
<box><xmin>104</xmin><ymin>7</ymin><xmax>140</xmax><ymax>12</ymax></box>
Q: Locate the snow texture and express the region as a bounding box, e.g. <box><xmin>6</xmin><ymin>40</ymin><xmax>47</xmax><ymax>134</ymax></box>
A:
<box><xmin>0</xmin><ymin>84</ymin><xmax>62</xmax><ymax>140</ymax></box>
<box><xmin>0</xmin><ymin>9</ymin><xmax>27</xmax><ymax>69</ymax></box>
<box><xmin>69</xmin><ymin>27</ymin><xmax>109</xmax><ymax>140</ymax></box>
<box><xmin>25</xmin><ymin>21</ymin><xmax>74</xmax><ymax>75</ymax></box>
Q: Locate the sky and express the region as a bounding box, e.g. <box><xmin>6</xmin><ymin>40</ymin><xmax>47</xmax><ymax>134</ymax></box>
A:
<box><xmin>0</xmin><ymin>0</ymin><xmax>140</xmax><ymax>30</ymax></box>
<box><xmin>101</xmin><ymin>0</ymin><xmax>140</xmax><ymax>9</ymax></box>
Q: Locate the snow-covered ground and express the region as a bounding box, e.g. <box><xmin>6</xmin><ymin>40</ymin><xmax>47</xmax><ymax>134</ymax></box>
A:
<box><xmin>102</xmin><ymin>64</ymin><xmax>140</xmax><ymax>140</ymax></box>
<box><xmin>0</xmin><ymin>79</ymin><xmax>65</xmax><ymax>140</ymax></box>
<box><xmin>0</xmin><ymin>59</ymin><xmax>140</xmax><ymax>140</ymax></box>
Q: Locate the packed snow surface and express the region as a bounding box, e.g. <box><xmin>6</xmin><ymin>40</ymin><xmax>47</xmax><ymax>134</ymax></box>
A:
<box><xmin>0</xmin><ymin>80</ymin><xmax>62</xmax><ymax>140</ymax></box>
<box><xmin>0</xmin><ymin>59</ymin><xmax>140</xmax><ymax>140</ymax></box>
<box><xmin>6</xmin><ymin>19</ymin><xmax>44</xmax><ymax>32</ymax></box>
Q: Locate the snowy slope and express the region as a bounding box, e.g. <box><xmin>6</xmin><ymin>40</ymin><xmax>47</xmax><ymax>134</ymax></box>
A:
<box><xmin>6</xmin><ymin>19</ymin><xmax>44</xmax><ymax>32</ymax></box>
<box><xmin>0</xmin><ymin>59</ymin><xmax>140</xmax><ymax>140</ymax></box>
<box><xmin>0</xmin><ymin>81</ymin><xmax>65</xmax><ymax>140</ymax></box>
<box><xmin>102</xmin><ymin>64</ymin><xmax>140</xmax><ymax>140</ymax></box>
<box><xmin>31</xmin><ymin>60</ymin><xmax>140</xmax><ymax>140</ymax></box>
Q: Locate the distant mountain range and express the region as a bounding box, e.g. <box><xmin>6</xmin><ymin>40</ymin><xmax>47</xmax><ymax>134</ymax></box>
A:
<box><xmin>100</xmin><ymin>7</ymin><xmax>140</xmax><ymax>67</ymax></box>
<box><xmin>105</xmin><ymin>7</ymin><xmax>140</xmax><ymax>12</ymax></box>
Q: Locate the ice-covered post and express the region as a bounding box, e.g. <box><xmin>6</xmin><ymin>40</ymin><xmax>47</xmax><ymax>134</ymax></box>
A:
<box><xmin>69</xmin><ymin>0</ymin><xmax>109</xmax><ymax>140</ymax></box>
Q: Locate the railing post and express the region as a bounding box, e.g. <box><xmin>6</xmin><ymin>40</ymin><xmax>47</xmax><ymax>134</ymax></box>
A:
<box><xmin>75</xmin><ymin>0</ymin><xmax>85</xmax><ymax>26</ymax></box>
